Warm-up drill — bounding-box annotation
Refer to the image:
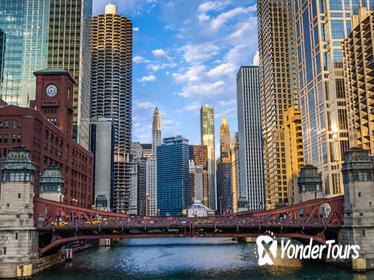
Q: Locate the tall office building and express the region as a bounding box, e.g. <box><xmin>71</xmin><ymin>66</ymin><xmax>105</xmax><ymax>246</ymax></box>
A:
<box><xmin>189</xmin><ymin>145</ymin><xmax>209</xmax><ymax>206</ymax></box>
<box><xmin>258</xmin><ymin>0</ymin><xmax>299</xmax><ymax>209</ymax></box>
<box><xmin>295</xmin><ymin>0</ymin><xmax>373</xmax><ymax>197</ymax></box>
<box><xmin>48</xmin><ymin>0</ymin><xmax>93</xmax><ymax>148</ymax></box>
<box><xmin>236</xmin><ymin>66</ymin><xmax>265</xmax><ymax>210</ymax></box>
<box><xmin>146</xmin><ymin>107</ymin><xmax>161</xmax><ymax>216</ymax></box>
<box><xmin>131</xmin><ymin>142</ymin><xmax>147</xmax><ymax>216</ymax></box>
<box><xmin>230</xmin><ymin>133</ymin><xmax>240</xmax><ymax>213</ymax></box>
<box><xmin>216</xmin><ymin>116</ymin><xmax>232</xmax><ymax>214</ymax></box>
<box><xmin>343</xmin><ymin>7</ymin><xmax>374</xmax><ymax>156</ymax></box>
<box><xmin>283</xmin><ymin>108</ymin><xmax>305</xmax><ymax>205</ymax></box>
<box><xmin>0</xmin><ymin>0</ymin><xmax>92</xmax><ymax>147</ymax></box>
<box><xmin>157</xmin><ymin>136</ymin><xmax>190</xmax><ymax>216</ymax></box>
<box><xmin>90</xmin><ymin>4</ymin><xmax>133</xmax><ymax>212</ymax></box>
<box><xmin>200</xmin><ymin>105</ymin><xmax>216</xmax><ymax>209</ymax></box>
<box><xmin>90</xmin><ymin>118</ymin><xmax>114</xmax><ymax>210</ymax></box>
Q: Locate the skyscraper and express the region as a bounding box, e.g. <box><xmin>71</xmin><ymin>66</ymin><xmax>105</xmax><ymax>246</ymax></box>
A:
<box><xmin>258</xmin><ymin>0</ymin><xmax>299</xmax><ymax>209</ymax></box>
<box><xmin>189</xmin><ymin>145</ymin><xmax>209</xmax><ymax>206</ymax></box>
<box><xmin>47</xmin><ymin>0</ymin><xmax>92</xmax><ymax>147</ymax></box>
<box><xmin>157</xmin><ymin>136</ymin><xmax>190</xmax><ymax>216</ymax></box>
<box><xmin>90</xmin><ymin>118</ymin><xmax>114</xmax><ymax>210</ymax></box>
<box><xmin>90</xmin><ymin>4</ymin><xmax>133</xmax><ymax>213</ymax></box>
<box><xmin>216</xmin><ymin>116</ymin><xmax>232</xmax><ymax>214</ymax></box>
<box><xmin>146</xmin><ymin>107</ymin><xmax>161</xmax><ymax>216</ymax></box>
<box><xmin>0</xmin><ymin>0</ymin><xmax>92</xmax><ymax>147</ymax></box>
<box><xmin>295</xmin><ymin>1</ymin><xmax>373</xmax><ymax>197</ymax></box>
<box><xmin>230</xmin><ymin>133</ymin><xmax>240</xmax><ymax>213</ymax></box>
<box><xmin>200</xmin><ymin>105</ymin><xmax>216</xmax><ymax>209</ymax></box>
<box><xmin>283</xmin><ymin>108</ymin><xmax>304</xmax><ymax>204</ymax></box>
<box><xmin>343</xmin><ymin>7</ymin><xmax>374</xmax><ymax>156</ymax></box>
<box><xmin>236</xmin><ymin>66</ymin><xmax>265</xmax><ymax>211</ymax></box>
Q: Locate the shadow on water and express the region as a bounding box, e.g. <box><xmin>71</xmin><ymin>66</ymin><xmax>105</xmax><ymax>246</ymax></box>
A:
<box><xmin>34</xmin><ymin>238</ymin><xmax>374</xmax><ymax>280</ymax></box>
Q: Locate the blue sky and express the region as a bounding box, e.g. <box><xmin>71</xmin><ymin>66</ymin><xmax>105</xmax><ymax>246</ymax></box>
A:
<box><xmin>93</xmin><ymin>0</ymin><xmax>258</xmax><ymax>157</ymax></box>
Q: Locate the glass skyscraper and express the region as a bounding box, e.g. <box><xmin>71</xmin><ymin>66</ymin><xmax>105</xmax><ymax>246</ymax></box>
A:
<box><xmin>295</xmin><ymin>0</ymin><xmax>373</xmax><ymax>196</ymax></box>
<box><xmin>157</xmin><ymin>136</ymin><xmax>190</xmax><ymax>216</ymax></box>
<box><xmin>0</xmin><ymin>0</ymin><xmax>50</xmax><ymax>106</ymax></box>
<box><xmin>0</xmin><ymin>0</ymin><xmax>92</xmax><ymax>148</ymax></box>
<box><xmin>200</xmin><ymin>105</ymin><xmax>216</xmax><ymax>210</ymax></box>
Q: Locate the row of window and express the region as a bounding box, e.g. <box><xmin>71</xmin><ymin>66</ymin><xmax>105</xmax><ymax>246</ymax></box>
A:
<box><xmin>0</xmin><ymin>120</ymin><xmax>22</xmax><ymax>129</ymax></box>
<box><xmin>0</xmin><ymin>134</ymin><xmax>21</xmax><ymax>144</ymax></box>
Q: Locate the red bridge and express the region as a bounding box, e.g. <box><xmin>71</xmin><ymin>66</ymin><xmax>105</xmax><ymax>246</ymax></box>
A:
<box><xmin>34</xmin><ymin>196</ymin><xmax>344</xmax><ymax>256</ymax></box>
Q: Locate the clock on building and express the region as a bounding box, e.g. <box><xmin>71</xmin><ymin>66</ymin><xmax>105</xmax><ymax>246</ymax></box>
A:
<box><xmin>46</xmin><ymin>84</ymin><xmax>58</xmax><ymax>97</ymax></box>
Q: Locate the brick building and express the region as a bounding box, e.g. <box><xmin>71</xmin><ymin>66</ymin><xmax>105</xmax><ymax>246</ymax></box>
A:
<box><xmin>0</xmin><ymin>68</ymin><xmax>94</xmax><ymax>208</ymax></box>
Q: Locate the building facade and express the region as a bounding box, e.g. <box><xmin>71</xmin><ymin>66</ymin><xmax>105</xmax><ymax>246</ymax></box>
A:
<box><xmin>146</xmin><ymin>107</ymin><xmax>161</xmax><ymax>216</ymax></box>
<box><xmin>90</xmin><ymin>4</ymin><xmax>133</xmax><ymax>213</ymax></box>
<box><xmin>157</xmin><ymin>136</ymin><xmax>190</xmax><ymax>216</ymax></box>
<box><xmin>295</xmin><ymin>0</ymin><xmax>374</xmax><ymax>197</ymax></box>
<box><xmin>343</xmin><ymin>7</ymin><xmax>374</xmax><ymax>157</ymax></box>
<box><xmin>0</xmin><ymin>0</ymin><xmax>92</xmax><ymax>147</ymax></box>
<box><xmin>236</xmin><ymin>66</ymin><xmax>265</xmax><ymax>210</ymax></box>
<box><xmin>200</xmin><ymin>105</ymin><xmax>216</xmax><ymax>209</ymax></box>
<box><xmin>258</xmin><ymin>0</ymin><xmax>299</xmax><ymax>209</ymax></box>
<box><xmin>189</xmin><ymin>145</ymin><xmax>209</xmax><ymax>206</ymax></box>
<box><xmin>0</xmin><ymin>69</ymin><xmax>94</xmax><ymax>208</ymax></box>
<box><xmin>90</xmin><ymin>118</ymin><xmax>114</xmax><ymax>210</ymax></box>
<box><xmin>284</xmin><ymin>107</ymin><xmax>305</xmax><ymax>204</ymax></box>
<box><xmin>216</xmin><ymin>116</ymin><xmax>232</xmax><ymax>214</ymax></box>
<box><xmin>230</xmin><ymin>134</ymin><xmax>239</xmax><ymax>213</ymax></box>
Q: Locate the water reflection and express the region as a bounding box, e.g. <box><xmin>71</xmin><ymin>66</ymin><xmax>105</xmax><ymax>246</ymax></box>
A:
<box><xmin>34</xmin><ymin>238</ymin><xmax>373</xmax><ymax>280</ymax></box>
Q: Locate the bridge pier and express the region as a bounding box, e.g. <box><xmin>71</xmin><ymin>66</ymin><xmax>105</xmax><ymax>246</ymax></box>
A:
<box><xmin>0</xmin><ymin>148</ymin><xmax>39</xmax><ymax>279</ymax></box>
<box><xmin>338</xmin><ymin>149</ymin><xmax>374</xmax><ymax>272</ymax></box>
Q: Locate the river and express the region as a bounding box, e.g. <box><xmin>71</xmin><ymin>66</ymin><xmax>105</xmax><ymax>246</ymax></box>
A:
<box><xmin>34</xmin><ymin>238</ymin><xmax>374</xmax><ymax>280</ymax></box>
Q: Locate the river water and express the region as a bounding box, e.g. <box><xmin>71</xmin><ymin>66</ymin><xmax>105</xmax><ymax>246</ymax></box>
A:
<box><xmin>34</xmin><ymin>238</ymin><xmax>373</xmax><ymax>280</ymax></box>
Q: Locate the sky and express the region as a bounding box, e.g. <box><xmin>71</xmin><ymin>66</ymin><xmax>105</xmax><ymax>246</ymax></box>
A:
<box><xmin>93</xmin><ymin>0</ymin><xmax>259</xmax><ymax>158</ymax></box>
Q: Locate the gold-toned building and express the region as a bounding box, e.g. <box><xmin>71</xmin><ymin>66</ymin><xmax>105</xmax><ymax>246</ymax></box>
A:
<box><xmin>294</xmin><ymin>1</ymin><xmax>373</xmax><ymax>198</ymax></box>
<box><xmin>343</xmin><ymin>7</ymin><xmax>374</xmax><ymax>156</ymax></box>
<box><xmin>230</xmin><ymin>134</ymin><xmax>239</xmax><ymax>213</ymax></box>
<box><xmin>283</xmin><ymin>107</ymin><xmax>304</xmax><ymax>204</ymax></box>
<box><xmin>258</xmin><ymin>0</ymin><xmax>299</xmax><ymax>209</ymax></box>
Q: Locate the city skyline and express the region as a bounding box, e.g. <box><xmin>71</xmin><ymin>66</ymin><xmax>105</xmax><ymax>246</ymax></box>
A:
<box><xmin>92</xmin><ymin>0</ymin><xmax>258</xmax><ymax>156</ymax></box>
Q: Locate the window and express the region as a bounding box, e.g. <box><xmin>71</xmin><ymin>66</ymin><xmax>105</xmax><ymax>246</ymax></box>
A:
<box><xmin>18</xmin><ymin>193</ymin><xmax>21</xmax><ymax>199</ymax></box>
<box><xmin>2</xmin><ymin>247</ymin><xmax>6</xmax><ymax>255</ymax></box>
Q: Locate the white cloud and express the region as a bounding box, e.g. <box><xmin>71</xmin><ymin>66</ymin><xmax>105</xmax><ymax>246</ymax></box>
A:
<box><xmin>134</xmin><ymin>101</ymin><xmax>155</xmax><ymax>109</ymax></box>
<box><xmin>198</xmin><ymin>14</ymin><xmax>210</xmax><ymax>21</ymax></box>
<box><xmin>172</xmin><ymin>65</ymin><xmax>206</xmax><ymax>83</ymax></box>
<box><xmin>198</xmin><ymin>1</ymin><xmax>231</xmax><ymax>13</ymax></box>
<box><xmin>207</xmin><ymin>62</ymin><xmax>236</xmax><ymax>78</ymax></box>
<box><xmin>211</xmin><ymin>6</ymin><xmax>256</xmax><ymax>30</ymax></box>
<box><xmin>181</xmin><ymin>43</ymin><xmax>219</xmax><ymax>64</ymax></box>
<box><xmin>176</xmin><ymin>100</ymin><xmax>201</xmax><ymax>113</ymax></box>
<box><xmin>133</xmin><ymin>55</ymin><xmax>151</xmax><ymax>63</ymax></box>
<box><xmin>146</xmin><ymin>62</ymin><xmax>176</xmax><ymax>71</ymax></box>
<box><xmin>177</xmin><ymin>81</ymin><xmax>225</xmax><ymax>98</ymax></box>
<box><xmin>152</xmin><ymin>49</ymin><xmax>170</xmax><ymax>58</ymax></box>
<box><xmin>133</xmin><ymin>27</ymin><xmax>139</xmax><ymax>31</ymax></box>
<box><xmin>138</xmin><ymin>74</ymin><xmax>156</xmax><ymax>82</ymax></box>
